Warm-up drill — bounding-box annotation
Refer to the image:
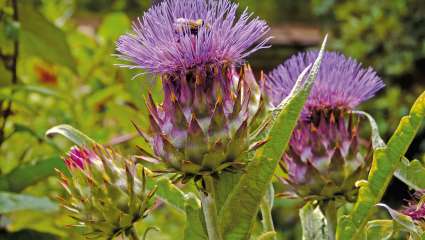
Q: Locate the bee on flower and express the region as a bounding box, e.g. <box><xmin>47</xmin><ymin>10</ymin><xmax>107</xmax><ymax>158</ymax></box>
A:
<box><xmin>116</xmin><ymin>0</ymin><xmax>272</xmax><ymax>182</ymax></box>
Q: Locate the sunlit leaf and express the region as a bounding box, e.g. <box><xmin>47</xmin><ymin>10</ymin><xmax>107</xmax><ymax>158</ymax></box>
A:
<box><xmin>337</xmin><ymin>90</ymin><xmax>425</xmax><ymax>239</ymax></box>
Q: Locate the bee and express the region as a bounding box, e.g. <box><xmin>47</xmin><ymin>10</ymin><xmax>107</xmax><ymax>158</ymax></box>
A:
<box><xmin>174</xmin><ymin>18</ymin><xmax>209</xmax><ymax>35</ymax></box>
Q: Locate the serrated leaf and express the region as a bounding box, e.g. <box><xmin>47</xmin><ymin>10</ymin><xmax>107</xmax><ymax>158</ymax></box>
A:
<box><xmin>45</xmin><ymin>124</ymin><xmax>96</xmax><ymax>146</ymax></box>
<box><xmin>0</xmin><ymin>192</ymin><xmax>58</xmax><ymax>214</ymax></box>
<box><xmin>19</xmin><ymin>2</ymin><xmax>76</xmax><ymax>73</ymax></box>
<box><xmin>337</xmin><ymin>91</ymin><xmax>425</xmax><ymax>239</ymax></box>
<box><xmin>218</xmin><ymin>35</ymin><xmax>327</xmax><ymax>240</ymax></box>
<box><xmin>0</xmin><ymin>157</ymin><xmax>66</xmax><ymax>193</ymax></box>
<box><xmin>299</xmin><ymin>202</ymin><xmax>328</xmax><ymax>240</ymax></box>
<box><xmin>394</xmin><ymin>158</ymin><xmax>425</xmax><ymax>191</ymax></box>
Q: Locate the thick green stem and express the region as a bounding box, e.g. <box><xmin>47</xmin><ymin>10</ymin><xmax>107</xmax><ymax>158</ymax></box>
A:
<box><xmin>201</xmin><ymin>176</ymin><xmax>223</xmax><ymax>240</ymax></box>
<box><xmin>260</xmin><ymin>184</ymin><xmax>276</xmax><ymax>239</ymax></box>
<box><xmin>323</xmin><ymin>201</ymin><xmax>337</xmax><ymax>240</ymax></box>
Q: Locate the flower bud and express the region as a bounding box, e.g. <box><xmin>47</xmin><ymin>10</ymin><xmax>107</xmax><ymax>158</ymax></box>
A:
<box><xmin>57</xmin><ymin>145</ymin><xmax>156</xmax><ymax>239</ymax></box>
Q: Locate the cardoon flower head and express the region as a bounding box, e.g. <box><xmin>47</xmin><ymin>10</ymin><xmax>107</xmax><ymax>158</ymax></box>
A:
<box><xmin>57</xmin><ymin>145</ymin><xmax>156</xmax><ymax>239</ymax></box>
<box><xmin>116</xmin><ymin>0</ymin><xmax>270</xmax><ymax>75</ymax></box>
<box><xmin>135</xmin><ymin>65</ymin><xmax>268</xmax><ymax>182</ymax></box>
<box><xmin>117</xmin><ymin>0</ymin><xmax>270</xmax><ymax>181</ymax></box>
<box><xmin>267</xmin><ymin>51</ymin><xmax>384</xmax><ymax>201</ymax></box>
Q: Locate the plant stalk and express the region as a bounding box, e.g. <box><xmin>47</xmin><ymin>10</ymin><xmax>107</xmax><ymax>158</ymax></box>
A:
<box><xmin>260</xmin><ymin>184</ymin><xmax>276</xmax><ymax>239</ymax></box>
<box><xmin>323</xmin><ymin>200</ymin><xmax>337</xmax><ymax>240</ymax></box>
<box><xmin>201</xmin><ymin>176</ymin><xmax>223</xmax><ymax>240</ymax></box>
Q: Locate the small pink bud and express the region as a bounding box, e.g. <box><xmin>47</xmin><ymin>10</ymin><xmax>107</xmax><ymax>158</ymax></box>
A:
<box><xmin>64</xmin><ymin>146</ymin><xmax>96</xmax><ymax>170</ymax></box>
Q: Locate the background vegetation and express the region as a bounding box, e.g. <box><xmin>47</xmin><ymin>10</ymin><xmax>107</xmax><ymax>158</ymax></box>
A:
<box><xmin>0</xmin><ymin>0</ymin><xmax>423</xmax><ymax>239</ymax></box>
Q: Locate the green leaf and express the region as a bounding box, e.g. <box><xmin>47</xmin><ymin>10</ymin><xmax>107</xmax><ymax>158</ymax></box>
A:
<box><xmin>299</xmin><ymin>202</ymin><xmax>328</xmax><ymax>240</ymax></box>
<box><xmin>184</xmin><ymin>193</ymin><xmax>208</xmax><ymax>240</ymax></box>
<box><xmin>395</xmin><ymin>157</ymin><xmax>425</xmax><ymax>191</ymax></box>
<box><xmin>19</xmin><ymin>2</ymin><xmax>76</xmax><ymax>73</ymax></box>
<box><xmin>365</xmin><ymin>220</ymin><xmax>394</xmax><ymax>240</ymax></box>
<box><xmin>337</xmin><ymin>91</ymin><xmax>425</xmax><ymax>239</ymax></box>
<box><xmin>218</xmin><ymin>35</ymin><xmax>328</xmax><ymax>240</ymax></box>
<box><xmin>0</xmin><ymin>157</ymin><xmax>66</xmax><ymax>192</ymax></box>
<box><xmin>0</xmin><ymin>192</ymin><xmax>58</xmax><ymax>214</ymax></box>
<box><xmin>45</xmin><ymin>124</ymin><xmax>96</xmax><ymax>146</ymax></box>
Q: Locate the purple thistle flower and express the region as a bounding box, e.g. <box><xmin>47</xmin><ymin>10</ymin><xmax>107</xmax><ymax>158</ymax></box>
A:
<box><xmin>403</xmin><ymin>190</ymin><xmax>425</xmax><ymax>221</ymax></box>
<box><xmin>270</xmin><ymin>51</ymin><xmax>384</xmax><ymax>200</ymax></box>
<box><xmin>266</xmin><ymin>51</ymin><xmax>385</xmax><ymax>117</ymax></box>
<box><xmin>116</xmin><ymin>0</ymin><xmax>270</xmax><ymax>75</ymax></box>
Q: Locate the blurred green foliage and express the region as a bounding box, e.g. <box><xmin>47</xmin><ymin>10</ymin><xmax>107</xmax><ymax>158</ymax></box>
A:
<box><xmin>0</xmin><ymin>0</ymin><xmax>424</xmax><ymax>239</ymax></box>
<box><xmin>311</xmin><ymin>0</ymin><xmax>425</xmax><ymax>78</ymax></box>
